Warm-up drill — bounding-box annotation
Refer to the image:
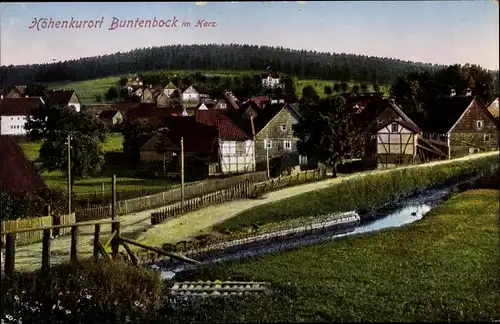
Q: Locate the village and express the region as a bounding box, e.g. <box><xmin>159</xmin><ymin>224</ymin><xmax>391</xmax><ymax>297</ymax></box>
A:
<box><xmin>1</xmin><ymin>70</ymin><xmax>499</xmax><ymax>181</ymax></box>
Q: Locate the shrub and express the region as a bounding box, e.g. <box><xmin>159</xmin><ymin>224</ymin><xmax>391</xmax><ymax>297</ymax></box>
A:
<box><xmin>0</xmin><ymin>188</ymin><xmax>68</xmax><ymax>221</ymax></box>
<box><xmin>1</xmin><ymin>260</ymin><xmax>164</xmax><ymax>324</ymax></box>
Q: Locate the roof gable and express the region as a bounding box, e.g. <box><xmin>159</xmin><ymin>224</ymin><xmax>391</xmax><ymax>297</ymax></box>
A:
<box><xmin>195</xmin><ymin>110</ymin><xmax>252</xmax><ymax>141</ymax></box>
<box><xmin>46</xmin><ymin>90</ymin><xmax>79</xmax><ymax>105</ymax></box>
<box><xmin>0</xmin><ymin>97</ymin><xmax>44</xmax><ymax>116</ymax></box>
<box><xmin>422</xmin><ymin>96</ymin><xmax>476</xmax><ymax>134</ymax></box>
<box><xmin>0</xmin><ymin>135</ymin><xmax>47</xmax><ymax>195</ymax></box>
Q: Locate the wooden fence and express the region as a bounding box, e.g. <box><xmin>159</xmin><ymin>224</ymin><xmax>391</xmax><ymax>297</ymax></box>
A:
<box><xmin>151</xmin><ymin>169</ymin><xmax>327</xmax><ymax>225</ymax></box>
<box><xmin>75</xmin><ymin>171</ymin><xmax>267</xmax><ymax>222</ymax></box>
<box><xmin>1</xmin><ymin>213</ymin><xmax>76</xmax><ymax>245</ymax></box>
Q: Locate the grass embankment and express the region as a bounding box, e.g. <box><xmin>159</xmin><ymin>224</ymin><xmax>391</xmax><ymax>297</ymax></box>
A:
<box><xmin>16</xmin><ymin>134</ymin><xmax>174</xmax><ymax>194</ymax></box>
<box><xmin>169</xmin><ymin>189</ymin><xmax>500</xmax><ymax>322</ymax></box>
<box><xmin>215</xmin><ymin>154</ymin><xmax>498</xmax><ymax>233</ymax></box>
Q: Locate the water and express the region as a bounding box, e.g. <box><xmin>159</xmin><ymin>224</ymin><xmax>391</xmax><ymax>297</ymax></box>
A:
<box><xmin>154</xmin><ymin>171</ymin><xmax>495</xmax><ymax>280</ymax></box>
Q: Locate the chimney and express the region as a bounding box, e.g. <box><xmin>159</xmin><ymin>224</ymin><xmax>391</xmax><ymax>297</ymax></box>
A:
<box><xmin>450</xmin><ymin>89</ymin><xmax>456</xmax><ymax>97</ymax></box>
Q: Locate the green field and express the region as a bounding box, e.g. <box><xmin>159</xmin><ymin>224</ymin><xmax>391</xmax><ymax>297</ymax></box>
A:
<box><xmin>175</xmin><ymin>189</ymin><xmax>500</xmax><ymax>322</ymax></box>
<box><xmin>45</xmin><ymin>70</ymin><xmax>391</xmax><ymax>104</ymax></box>
<box><xmin>295</xmin><ymin>78</ymin><xmax>390</xmax><ymax>98</ymax></box>
<box><xmin>16</xmin><ymin>134</ymin><xmax>175</xmax><ymax>194</ymax></box>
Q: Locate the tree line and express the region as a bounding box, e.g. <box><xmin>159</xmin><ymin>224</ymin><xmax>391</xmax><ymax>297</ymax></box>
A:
<box><xmin>1</xmin><ymin>44</ymin><xmax>450</xmax><ymax>88</ymax></box>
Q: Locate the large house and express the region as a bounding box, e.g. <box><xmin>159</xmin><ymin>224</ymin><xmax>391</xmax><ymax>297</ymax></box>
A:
<box><xmin>164</xmin><ymin>82</ymin><xmax>178</xmax><ymax>98</ymax></box>
<box><xmin>239</xmin><ymin>102</ymin><xmax>311</xmax><ymax>173</ymax></box>
<box><xmin>214</xmin><ymin>91</ymin><xmax>240</xmax><ymax>110</ymax></box>
<box><xmin>182</xmin><ymin>85</ymin><xmax>209</xmax><ymax>103</ymax></box>
<box><xmin>46</xmin><ymin>90</ymin><xmax>81</xmax><ymax>112</ymax></box>
<box><xmin>98</xmin><ymin>110</ymin><xmax>123</xmax><ymax>127</ymax></box>
<box><xmin>195</xmin><ymin>110</ymin><xmax>256</xmax><ymax>175</ymax></box>
<box><xmin>358</xmin><ymin>98</ymin><xmax>422</xmax><ymax>169</ymax></box>
<box><xmin>0</xmin><ymin>135</ymin><xmax>47</xmax><ymax>195</ymax></box>
<box><xmin>418</xmin><ymin>95</ymin><xmax>499</xmax><ymax>158</ymax></box>
<box><xmin>0</xmin><ymin>97</ymin><xmax>45</xmax><ymax>135</ymax></box>
<box><xmin>261</xmin><ymin>72</ymin><xmax>282</xmax><ymax>89</ymax></box>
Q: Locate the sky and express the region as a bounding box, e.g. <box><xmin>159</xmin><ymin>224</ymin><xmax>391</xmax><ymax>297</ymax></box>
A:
<box><xmin>1</xmin><ymin>1</ymin><xmax>499</xmax><ymax>70</ymax></box>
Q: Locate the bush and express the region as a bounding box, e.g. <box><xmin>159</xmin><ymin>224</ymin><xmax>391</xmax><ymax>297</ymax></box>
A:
<box><xmin>1</xmin><ymin>260</ymin><xmax>164</xmax><ymax>324</ymax></box>
<box><xmin>1</xmin><ymin>188</ymin><xmax>68</xmax><ymax>221</ymax></box>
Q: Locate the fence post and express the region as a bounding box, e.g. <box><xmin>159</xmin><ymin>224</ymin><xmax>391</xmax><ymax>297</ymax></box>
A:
<box><xmin>111</xmin><ymin>222</ymin><xmax>120</xmax><ymax>261</ymax></box>
<box><xmin>93</xmin><ymin>224</ymin><xmax>100</xmax><ymax>262</ymax></box>
<box><xmin>41</xmin><ymin>229</ymin><xmax>51</xmax><ymax>273</ymax></box>
<box><xmin>70</xmin><ymin>225</ymin><xmax>78</xmax><ymax>263</ymax></box>
<box><xmin>4</xmin><ymin>234</ymin><xmax>15</xmax><ymax>276</ymax></box>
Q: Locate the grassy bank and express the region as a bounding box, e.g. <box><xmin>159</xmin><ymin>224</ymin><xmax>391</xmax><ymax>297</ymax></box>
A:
<box><xmin>215</xmin><ymin>154</ymin><xmax>498</xmax><ymax>232</ymax></box>
<box><xmin>167</xmin><ymin>189</ymin><xmax>500</xmax><ymax>322</ymax></box>
<box><xmin>295</xmin><ymin>79</ymin><xmax>390</xmax><ymax>98</ymax></box>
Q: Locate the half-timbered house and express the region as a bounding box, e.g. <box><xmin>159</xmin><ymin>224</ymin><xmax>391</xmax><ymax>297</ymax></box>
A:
<box><xmin>195</xmin><ymin>110</ymin><xmax>256</xmax><ymax>175</ymax></box>
<box><xmin>487</xmin><ymin>97</ymin><xmax>499</xmax><ymax>118</ymax></box>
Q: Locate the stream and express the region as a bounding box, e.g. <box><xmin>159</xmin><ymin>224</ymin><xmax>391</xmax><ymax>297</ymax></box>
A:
<box><xmin>153</xmin><ymin>172</ymin><xmax>495</xmax><ymax>280</ymax></box>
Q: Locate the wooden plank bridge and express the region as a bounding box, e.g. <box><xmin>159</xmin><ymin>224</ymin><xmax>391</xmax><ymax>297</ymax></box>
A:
<box><xmin>1</xmin><ymin>219</ymin><xmax>200</xmax><ymax>277</ymax></box>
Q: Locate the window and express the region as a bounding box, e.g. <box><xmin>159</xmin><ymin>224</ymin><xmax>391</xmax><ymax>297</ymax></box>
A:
<box><xmin>264</xmin><ymin>139</ymin><xmax>272</xmax><ymax>149</ymax></box>
<box><xmin>299</xmin><ymin>155</ymin><xmax>308</xmax><ymax>165</ymax></box>
<box><xmin>372</xmin><ymin>153</ymin><xmax>377</xmax><ymax>161</ymax></box>
<box><xmin>484</xmin><ymin>134</ymin><xmax>490</xmax><ymax>141</ymax></box>
<box><xmin>220</xmin><ymin>103</ymin><xmax>227</xmax><ymax>108</ymax></box>
<box><xmin>391</xmin><ymin>123</ymin><xmax>399</xmax><ymax>133</ymax></box>
<box><xmin>377</xmin><ymin>119</ymin><xmax>383</xmax><ymax>125</ymax></box>
<box><xmin>10</xmin><ymin>117</ymin><xmax>13</xmax><ymax>120</ymax></box>
<box><xmin>371</xmin><ymin>135</ymin><xmax>377</xmax><ymax>143</ymax></box>
<box><xmin>476</xmin><ymin>120</ymin><xmax>483</xmax><ymax>129</ymax></box>
<box><xmin>283</xmin><ymin>140</ymin><xmax>292</xmax><ymax>150</ymax></box>
<box><xmin>396</xmin><ymin>155</ymin><xmax>403</xmax><ymax>165</ymax></box>
<box><xmin>236</xmin><ymin>142</ymin><xmax>245</xmax><ymax>155</ymax></box>
<box><xmin>280</xmin><ymin>124</ymin><xmax>287</xmax><ymax>132</ymax></box>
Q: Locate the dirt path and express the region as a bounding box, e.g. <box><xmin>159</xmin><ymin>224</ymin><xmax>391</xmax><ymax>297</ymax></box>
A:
<box><xmin>3</xmin><ymin>151</ymin><xmax>496</xmax><ymax>272</ymax></box>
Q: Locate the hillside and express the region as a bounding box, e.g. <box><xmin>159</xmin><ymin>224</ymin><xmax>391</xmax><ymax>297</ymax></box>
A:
<box><xmin>0</xmin><ymin>44</ymin><xmax>444</xmax><ymax>88</ymax></box>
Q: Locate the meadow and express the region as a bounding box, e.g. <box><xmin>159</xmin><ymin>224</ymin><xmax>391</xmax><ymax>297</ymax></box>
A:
<box><xmin>16</xmin><ymin>134</ymin><xmax>174</xmax><ymax>195</ymax></box>
<box><xmin>45</xmin><ymin>69</ymin><xmax>391</xmax><ymax>104</ymax></box>
<box><xmin>170</xmin><ymin>189</ymin><xmax>500</xmax><ymax>322</ymax></box>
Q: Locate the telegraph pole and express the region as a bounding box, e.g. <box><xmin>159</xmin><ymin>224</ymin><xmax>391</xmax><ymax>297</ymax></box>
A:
<box><xmin>266</xmin><ymin>134</ymin><xmax>270</xmax><ymax>179</ymax></box>
<box><xmin>111</xmin><ymin>174</ymin><xmax>116</xmax><ymax>220</ymax></box>
<box><xmin>180</xmin><ymin>136</ymin><xmax>185</xmax><ymax>209</ymax></box>
<box><xmin>67</xmin><ymin>135</ymin><xmax>72</xmax><ymax>215</ymax></box>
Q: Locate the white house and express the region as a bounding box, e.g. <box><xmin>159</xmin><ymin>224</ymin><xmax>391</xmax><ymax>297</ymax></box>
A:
<box><xmin>0</xmin><ymin>97</ymin><xmax>44</xmax><ymax>135</ymax></box>
<box><xmin>182</xmin><ymin>85</ymin><xmax>200</xmax><ymax>102</ymax></box>
<box><xmin>261</xmin><ymin>72</ymin><xmax>282</xmax><ymax>88</ymax></box>
<box><xmin>164</xmin><ymin>82</ymin><xmax>178</xmax><ymax>98</ymax></box>
<box><xmin>46</xmin><ymin>90</ymin><xmax>81</xmax><ymax>112</ymax></box>
<box><xmin>195</xmin><ymin>110</ymin><xmax>256</xmax><ymax>174</ymax></box>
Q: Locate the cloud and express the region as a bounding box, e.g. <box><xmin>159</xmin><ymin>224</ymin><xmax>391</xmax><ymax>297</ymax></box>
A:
<box><xmin>195</xmin><ymin>2</ymin><xmax>207</xmax><ymax>5</ymax></box>
<box><xmin>297</xmin><ymin>1</ymin><xmax>307</xmax><ymax>4</ymax></box>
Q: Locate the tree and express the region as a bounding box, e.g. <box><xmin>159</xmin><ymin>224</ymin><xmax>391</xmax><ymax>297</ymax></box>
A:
<box><xmin>104</xmin><ymin>86</ymin><xmax>119</xmax><ymax>102</ymax></box>
<box><xmin>340</xmin><ymin>82</ymin><xmax>349</xmax><ymax>93</ymax></box>
<box><xmin>352</xmin><ymin>84</ymin><xmax>360</xmax><ymax>94</ymax></box>
<box><xmin>155</xmin><ymin>128</ymin><xmax>171</xmax><ymax>174</ymax></box>
<box><xmin>372</xmin><ymin>83</ymin><xmax>380</xmax><ymax>93</ymax></box>
<box><xmin>302</xmin><ymin>85</ymin><xmax>319</xmax><ymax>102</ymax></box>
<box><xmin>324</xmin><ymin>85</ymin><xmax>333</xmax><ymax>96</ymax></box>
<box><xmin>95</xmin><ymin>94</ymin><xmax>102</xmax><ymax>103</ymax></box>
<box><xmin>360</xmin><ymin>83</ymin><xmax>368</xmax><ymax>93</ymax></box>
<box><xmin>24</xmin><ymin>104</ymin><xmax>107</xmax><ymax>191</ymax></box>
<box><xmin>120</xmin><ymin>118</ymin><xmax>159</xmax><ymax>163</ymax></box>
<box><xmin>293</xmin><ymin>96</ymin><xmax>359</xmax><ymax>178</ymax></box>
<box><xmin>119</xmin><ymin>76</ymin><xmax>128</xmax><ymax>87</ymax></box>
<box><xmin>25</xmin><ymin>82</ymin><xmax>48</xmax><ymax>97</ymax></box>
<box><xmin>333</xmin><ymin>83</ymin><xmax>341</xmax><ymax>93</ymax></box>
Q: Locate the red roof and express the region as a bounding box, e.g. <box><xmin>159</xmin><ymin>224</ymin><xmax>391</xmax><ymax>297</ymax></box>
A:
<box><xmin>46</xmin><ymin>90</ymin><xmax>77</xmax><ymax>105</ymax></box>
<box><xmin>195</xmin><ymin>110</ymin><xmax>252</xmax><ymax>141</ymax></box>
<box><xmin>0</xmin><ymin>97</ymin><xmax>44</xmax><ymax>116</ymax></box>
<box><xmin>0</xmin><ymin>135</ymin><xmax>47</xmax><ymax>195</ymax></box>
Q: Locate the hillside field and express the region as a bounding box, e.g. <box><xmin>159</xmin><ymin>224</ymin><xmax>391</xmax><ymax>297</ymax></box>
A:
<box><xmin>45</xmin><ymin>70</ymin><xmax>391</xmax><ymax>104</ymax></box>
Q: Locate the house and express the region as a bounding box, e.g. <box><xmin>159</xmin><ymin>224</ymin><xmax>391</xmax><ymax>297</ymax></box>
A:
<box><xmin>142</xmin><ymin>88</ymin><xmax>155</xmax><ymax>103</ymax></box>
<box><xmin>340</xmin><ymin>93</ymin><xmax>384</xmax><ymax>114</ymax></box>
<box><xmin>487</xmin><ymin>97</ymin><xmax>499</xmax><ymax>118</ymax></box>
<box><xmin>155</xmin><ymin>92</ymin><xmax>169</xmax><ymax>108</ymax></box>
<box><xmin>358</xmin><ymin>98</ymin><xmax>422</xmax><ymax>169</ymax></box>
<box><xmin>83</xmin><ymin>102</ymin><xmax>136</xmax><ymax>118</ymax></box>
<box><xmin>0</xmin><ymin>135</ymin><xmax>47</xmax><ymax>195</ymax></box>
<box><xmin>214</xmin><ymin>91</ymin><xmax>240</xmax><ymax>110</ymax></box>
<box><xmin>127</xmin><ymin>85</ymin><xmax>144</xmax><ymax>98</ymax></box>
<box><xmin>125</xmin><ymin>103</ymin><xmax>172</xmax><ymax>122</ymax></box>
<box><xmin>46</xmin><ymin>90</ymin><xmax>81</xmax><ymax>112</ymax></box>
<box><xmin>182</xmin><ymin>85</ymin><xmax>200</xmax><ymax>103</ymax></box>
<box><xmin>418</xmin><ymin>95</ymin><xmax>499</xmax><ymax>158</ymax></box>
<box><xmin>239</xmin><ymin>102</ymin><xmax>311</xmax><ymax>173</ymax></box>
<box><xmin>164</xmin><ymin>82</ymin><xmax>178</xmax><ymax>97</ymax></box>
<box><xmin>195</xmin><ymin>110</ymin><xmax>256</xmax><ymax>175</ymax></box>
<box><xmin>247</xmin><ymin>96</ymin><xmax>270</xmax><ymax>109</ymax></box>
<box><xmin>98</xmin><ymin>110</ymin><xmax>123</xmax><ymax>126</ymax></box>
<box><xmin>6</xmin><ymin>85</ymin><xmax>27</xmax><ymax>98</ymax></box>
<box><xmin>139</xmin><ymin>117</ymin><xmax>219</xmax><ymax>178</ymax></box>
<box><xmin>239</xmin><ymin>101</ymin><xmax>261</xmax><ymax>119</ymax></box>
<box><xmin>0</xmin><ymin>97</ymin><xmax>45</xmax><ymax>135</ymax></box>
<box><xmin>261</xmin><ymin>72</ymin><xmax>282</xmax><ymax>88</ymax></box>
<box><xmin>126</xmin><ymin>76</ymin><xmax>143</xmax><ymax>87</ymax></box>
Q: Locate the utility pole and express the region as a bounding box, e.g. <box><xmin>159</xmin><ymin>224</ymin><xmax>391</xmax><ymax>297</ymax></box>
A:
<box><xmin>266</xmin><ymin>134</ymin><xmax>270</xmax><ymax>179</ymax></box>
<box><xmin>180</xmin><ymin>136</ymin><xmax>185</xmax><ymax>209</ymax></box>
<box><xmin>67</xmin><ymin>135</ymin><xmax>72</xmax><ymax>215</ymax></box>
<box><xmin>111</xmin><ymin>174</ymin><xmax>116</xmax><ymax>220</ymax></box>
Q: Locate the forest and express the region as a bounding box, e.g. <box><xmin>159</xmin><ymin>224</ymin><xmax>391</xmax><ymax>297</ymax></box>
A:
<box><xmin>1</xmin><ymin>43</ymin><xmax>449</xmax><ymax>88</ymax></box>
